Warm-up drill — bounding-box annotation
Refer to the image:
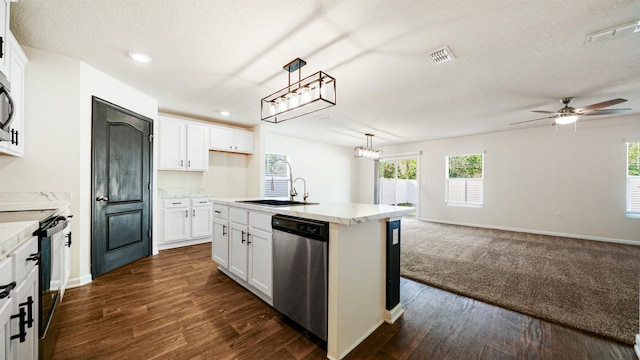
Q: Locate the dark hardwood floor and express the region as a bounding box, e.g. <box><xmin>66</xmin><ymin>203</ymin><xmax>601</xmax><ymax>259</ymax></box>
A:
<box><xmin>52</xmin><ymin>243</ymin><xmax>635</xmax><ymax>359</ymax></box>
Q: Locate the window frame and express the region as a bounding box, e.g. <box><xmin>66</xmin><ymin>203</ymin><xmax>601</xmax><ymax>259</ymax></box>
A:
<box><xmin>626</xmin><ymin>141</ymin><xmax>640</xmax><ymax>218</ymax></box>
<box><xmin>264</xmin><ymin>153</ymin><xmax>291</xmax><ymax>199</ymax></box>
<box><xmin>445</xmin><ymin>152</ymin><xmax>484</xmax><ymax>207</ymax></box>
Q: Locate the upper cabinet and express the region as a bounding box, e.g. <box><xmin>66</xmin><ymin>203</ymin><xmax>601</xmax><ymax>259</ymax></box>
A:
<box><xmin>158</xmin><ymin>115</ymin><xmax>209</xmax><ymax>171</ymax></box>
<box><xmin>0</xmin><ymin>0</ymin><xmax>10</xmax><ymax>78</ymax></box>
<box><xmin>210</xmin><ymin>125</ymin><xmax>253</xmax><ymax>154</ymax></box>
<box><xmin>0</xmin><ymin>31</ymin><xmax>28</xmax><ymax>157</ymax></box>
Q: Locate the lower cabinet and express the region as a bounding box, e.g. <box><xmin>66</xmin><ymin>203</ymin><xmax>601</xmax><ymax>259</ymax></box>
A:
<box><xmin>160</xmin><ymin>198</ymin><xmax>213</xmax><ymax>250</ymax></box>
<box><xmin>226</xmin><ymin>207</ymin><xmax>272</xmax><ymax>299</ymax></box>
<box><xmin>212</xmin><ymin>205</ymin><xmax>229</xmax><ymax>269</ymax></box>
<box><xmin>0</xmin><ymin>236</ymin><xmax>40</xmax><ymax>360</ymax></box>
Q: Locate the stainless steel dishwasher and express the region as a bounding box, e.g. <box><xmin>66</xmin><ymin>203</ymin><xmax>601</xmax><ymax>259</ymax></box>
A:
<box><xmin>272</xmin><ymin>214</ymin><xmax>329</xmax><ymax>341</ymax></box>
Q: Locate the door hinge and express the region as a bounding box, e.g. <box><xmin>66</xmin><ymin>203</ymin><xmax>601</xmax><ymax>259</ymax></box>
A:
<box><xmin>148</xmin><ymin>134</ymin><xmax>154</xmax><ymax>143</ymax></box>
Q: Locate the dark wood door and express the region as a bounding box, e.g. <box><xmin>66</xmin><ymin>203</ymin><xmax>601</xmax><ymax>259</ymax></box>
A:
<box><xmin>91</xmin><ymin>97</ymin><xmax>153</xmax><ymax>278</ymax></box>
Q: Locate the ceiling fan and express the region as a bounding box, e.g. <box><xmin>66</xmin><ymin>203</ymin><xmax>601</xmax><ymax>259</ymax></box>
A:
<box><xmin>510</xmin><ymin>97</ymin><xmax>630</xmax><ymax>125</ymax></box>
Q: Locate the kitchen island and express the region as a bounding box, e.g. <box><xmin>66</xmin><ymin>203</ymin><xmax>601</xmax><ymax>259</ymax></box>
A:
<box><xmin>211</xmin><ymin>198</ymin><xmax>413</xmax><ymax>360</ymax></box>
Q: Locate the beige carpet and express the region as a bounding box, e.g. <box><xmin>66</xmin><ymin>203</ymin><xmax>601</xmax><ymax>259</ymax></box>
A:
<box><xmin>400</xmin><ymin>218</ymin><xmax>640</xmax><ymax>345</ymax></box>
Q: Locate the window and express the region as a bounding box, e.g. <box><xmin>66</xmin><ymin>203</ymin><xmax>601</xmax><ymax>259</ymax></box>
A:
<box><xmin>446</xmin><ymin>153</ymin><xmax>483</xmax><ymax>205</ymax></box>
<box><xmin>265</xmin><ymin>153</ymin><xmax>290</xmax><ymax>198</ymax></box>
<box><xmin>627</xmin><ymin>141</ymin><xmax>640</xmax><ymax>217</ymax></box>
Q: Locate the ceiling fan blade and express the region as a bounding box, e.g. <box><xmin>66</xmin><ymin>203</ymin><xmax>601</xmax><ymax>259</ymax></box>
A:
<box><xmin>574</xmin><ymin>98</ymin><xmax>627</xmax><ymax>112</ymax></box>
<box><xmin>579</xmin><ymin>108</ymin><xmax>631</xmax><ymax>115</ymax></box>
<box><xmin>510</xmin><ymin>115</ymin><xmax>556</xmax><ymax>125</ymax></box>
<box><xmin>531</xmin><ymin>110</ymin><xmax>559</xmax><ymax>114</ymax></box>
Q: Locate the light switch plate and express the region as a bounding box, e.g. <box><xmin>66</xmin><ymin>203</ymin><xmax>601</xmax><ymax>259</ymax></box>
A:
<box><xmin>392</xmin><ymin>228</ymin><xmax>399</xmax><ymax>245</ymax></box>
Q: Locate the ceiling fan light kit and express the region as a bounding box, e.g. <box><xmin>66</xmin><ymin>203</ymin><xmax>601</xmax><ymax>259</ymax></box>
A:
<box><xmin>510</xmin><ymin>97</ymin><xmax>630</xmax><ymax>129</ymax></box>
<box><xmin>261</xmin><ymin>58</ymin><xmax>336</xmax><ymax>124</ymax></box>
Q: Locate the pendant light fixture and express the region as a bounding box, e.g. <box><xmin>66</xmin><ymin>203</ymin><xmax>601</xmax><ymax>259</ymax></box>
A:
<box><xmin>354</xmin><ymin>133</ymin><xmax>382</xmax><ymax>160</ymax></box>
<box><xmin>261</xmin><ymin>58</ymin><xmax>336</xmax><ymax>123</ymax></box>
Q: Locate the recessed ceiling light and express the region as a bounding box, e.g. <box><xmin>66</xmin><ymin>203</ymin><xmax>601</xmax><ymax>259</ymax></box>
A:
<box><xmin>128</xmin><ymin>52</ymin><xmax>152</xmax><ymax>63</ymax></box>
<box><xmin>219</xmin><ymin>111</ymin><xmax>230</xmax><ymax>116</ymax></box>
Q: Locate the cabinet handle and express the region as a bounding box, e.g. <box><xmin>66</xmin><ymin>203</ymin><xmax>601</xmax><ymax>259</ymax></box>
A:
<box><xmin>14</xmin><ymin>130</ymin><xmax>18</xmax><ymax>146</ymax></box>
<box><xmin>65</xmin><ymin>232</ymin><xmax>73</xmax><ymax>247</ymax></box>
<box><xmin>214</xmin><ymin>210</ymin><xmax>221</xmax><ymax>214</ymax></box>
<box><xmin>180</xmin><ymin>160</ymin><xmax>184</xmax><ymax>167</ymax></box>
<box><xmin>10</xmin><ymin>296</ymin><xmax>33</xmax><ymax>343</ymax></box>
<box><xmin>172</xmin><ymin>202</ymin><xmax>181</xmax><ymax>205</ymax></box>
<box><xmin>241</xmin><ymin>230</ymin><xmax>246</xmax><ymax>244</ymax></box>
<box><xmin>188</xmin><ymin>160</ymin><xmax>191</xmax><ymax>168</ymax></box>
<box><xmin>0</xmin><ymin>281</ymin><xmax>16</xmax><ymax>299</ymax></box>
<box><xmin>27</xmin><ymin>252</ymin><xmax>41</xmax><ymax>265</ymax></box>
<box><xmin>222</xmin><ymin>225</ymin><xmax>227</xmax><ymax>236</ymax></box>
<box><xmin>192</xmin><ymin>209</ymin><xmax>195</xmax><ymax>217</ymax></box>
<box><xmin>10</xmin><ymin>307</ymin><xmax>26</xmax><ymax>343</ymax></box>
<box><xmin>247</xmin><ymin>232</ymin><xmax>251</xmax><ymax>245</ymax></box>
<box><xmin>185</xmin><ymin>210</ymin><xmax>189</xmax><ymax>218</ymax></box>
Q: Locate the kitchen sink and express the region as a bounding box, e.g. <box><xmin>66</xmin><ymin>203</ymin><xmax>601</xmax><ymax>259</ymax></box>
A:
<box><xmin>236</xmin><ymin>199</ymin><xmax>319</xmax><ymax>207</ymax></box>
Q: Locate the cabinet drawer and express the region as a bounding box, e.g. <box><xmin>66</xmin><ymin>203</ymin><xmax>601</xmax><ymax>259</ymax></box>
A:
<box><xmin>191</xmin><ymin>198</ymin><xmax>211</xmax><ymax>207</ymax></box>
<box><xmin>229</xmin><ymin>208</ymin><xmax>248</xmax><ymax>225</ymax></box>
<box><xmin>249</xmin><ymin>211</ymin><xmax>272</xmax><ymax>232</ymax></box>
<box><xmin>11</xmin><ymin>236</ymin><xmax>38</xmax><ymax>285</ymax></box>
<box><xmin>213</xmin><ymin>205</ymin><xmax>228</xmax><ymax>220</ymax></box>
<box><xmin>164</xmin><ymin>199</ymin><xmax>189</xmax><ymax>208</ymax></box>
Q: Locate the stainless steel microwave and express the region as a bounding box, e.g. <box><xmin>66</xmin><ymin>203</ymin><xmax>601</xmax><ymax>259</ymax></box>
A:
<box><xmin>0</xmin><ymin>71</ymin><xmax>14</xmax><ymax>143</ymax></box>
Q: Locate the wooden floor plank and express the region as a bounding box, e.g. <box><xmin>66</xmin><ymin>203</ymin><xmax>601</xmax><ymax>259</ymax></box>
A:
<box><xmin>52</xmin><ymin>243</ymin><xmax>636</xmax><ymax>359</ymax></box>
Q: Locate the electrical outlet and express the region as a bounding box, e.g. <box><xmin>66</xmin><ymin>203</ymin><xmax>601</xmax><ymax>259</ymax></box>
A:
<box><xmin>555</xmin><ymin>211</ymin><xmax>562</xmax><ymax>218</ymax></box>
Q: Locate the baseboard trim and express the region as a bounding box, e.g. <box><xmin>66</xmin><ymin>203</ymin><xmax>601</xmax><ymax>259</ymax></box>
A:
<box><xmin>66</xmin><ymin>274</ymin><xmax>92</xmax><ymax>288</ymax></box>
<box><xmin>419</xmin><ymin>218</ymin><xmax>640</xmax><ymax>246</ymax></box>
<box><xmin>384</xmin><ymin>303</ymin><xmax>404</xmax><ymax>324</ymax></box>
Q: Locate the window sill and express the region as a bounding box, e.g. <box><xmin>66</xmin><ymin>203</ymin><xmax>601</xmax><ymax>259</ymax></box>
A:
<box><xmin>446</xmin><ymin>202</ymin><xmax>483</xmax><ymax>208</ymax></box>
<box><xmin>626</xmin><ymin>213</ymin><xmax>640</xmax><ymax>219</ymax></box>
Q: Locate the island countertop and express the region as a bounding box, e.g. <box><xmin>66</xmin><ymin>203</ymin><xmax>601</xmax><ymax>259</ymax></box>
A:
<box><xmin>210</xmin><ymin>198</ymin><xmax>413</xmax><ymax>225</ymax></box>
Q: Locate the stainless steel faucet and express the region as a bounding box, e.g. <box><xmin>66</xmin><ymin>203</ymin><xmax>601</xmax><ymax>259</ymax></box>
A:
<box><xmin>273</xmin><ymin>159</ymin><xmax>297</xmax><ymax>201</ymax></box>
<box><xmin>293</xmin><ymin>177</ymin><xmax>309</xmax><ymax>203</ymax></box>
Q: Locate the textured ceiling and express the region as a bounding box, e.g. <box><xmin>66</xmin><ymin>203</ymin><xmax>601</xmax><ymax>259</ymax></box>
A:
<box><xmin>10</xmin><ymin>0</ymin><xmax>640</xmax><ymax>147</ymax></box>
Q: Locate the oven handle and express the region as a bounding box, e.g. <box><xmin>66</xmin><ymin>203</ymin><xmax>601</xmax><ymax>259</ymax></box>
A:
<box><xmin>42</xmin><ymin>219</ymin><xmax>69</xmax><ymax>237</ymax></box>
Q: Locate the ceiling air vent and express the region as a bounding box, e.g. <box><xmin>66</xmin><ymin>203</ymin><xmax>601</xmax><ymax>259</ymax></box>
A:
<box><xmin>426</xmin><ymin>46</ymin><xmax>455</xmax><ymax>65</ymax></box>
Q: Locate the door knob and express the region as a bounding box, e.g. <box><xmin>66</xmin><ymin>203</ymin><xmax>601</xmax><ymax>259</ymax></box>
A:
<box><xmin>96</xmin><ymin>195</ymin><xmax>109</xmax><ymax>202</ymax></box>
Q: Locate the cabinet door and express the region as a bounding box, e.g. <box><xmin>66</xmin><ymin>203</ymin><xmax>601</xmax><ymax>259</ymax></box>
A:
<box><xmin>158</xmin><ymin>117</ymin><xmax>186</xmax><ymax>170</ymax></box>
<box><xmin>0</xmin><ymin>0</ymin><xmax>9</xmax><ymax>78</ymax></box>
<box><xmin>11</xmin><ymin>266</ymin><xmax>38</xmax><ymax>360</ymax></box>
<box><xmin>191</xmin><ymin>205</ymin><xmax>212</xmax><ymax>238</ymax></box>
<box><xmin>163</xmin><ymin>208</ymin><xmax>190</xmax><ymax>242</ymax></box>
<box><xmin>6</xmin><ymin>34</ymin><xmax>25</xmax><ymax>156</ymax></box>
<box><xmin>212</xmin><ymin>220</ymin><xmax>229</xmax><ymax>269</ymax></box>
<box><xmin>210</xmin><ymin>126</ymin><xmax>234</xmax><ymax>151</ymax></box>
<box><xmin>0</xmin><ymin>257</ymin><xmax>12</xmax><ymax>360</ymax></box>
<box><xmin>248</xmin><ymin>227</ymin><xmax>272</xmax><ymax>297</ymax></box>
<box><xmin>186</xmin><ymin>124</ymin><xmax>208</xmax><ymax>171</ymax></box>
<box><xmin>233</xmin><ymin>131</ymin><xmax>253</xmax><ymax>154</ymax></box>
<box><xmin>228</xmin><ymin>223</ymin><xmax>248</xmax><ymax>281</ymax></box>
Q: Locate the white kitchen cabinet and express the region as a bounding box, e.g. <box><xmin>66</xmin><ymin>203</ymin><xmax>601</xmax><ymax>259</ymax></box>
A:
<box><xmin>0</xmin><ymin>32</ymin><xmax>28</xmax><ymax>157</ymax></box>
<box><xmin>8</xmin><ymin>236</ymin><xmax>39</xmax><ymax>360</ymax></box>
<box><xmin>0</xmin><ymin>257</ymin><xmax>13</xmax><ymax>360</ymax></box>
<box><xmin>226</xmin><ymin>207</ymin><xmax>272</xmax><ymax>298</ymax></box>
<box><xmin>210</xmin><ymin>125</ymin><xmax>253</xmax><ymax>154</ymax></box>
<box><xmin>212</xmin><ymin>205</ymin><xmax>229</xmax><ymax>269</ymax></box>
<box><xmin>0</xmin><ymin>0</ymin><xmax>10</xmax><ymax>79</ymax></box>
<box><xmin>158</xmin><ymin>116</ymin><xmax>209</xmax><ymax>171</ymax></box>
<box><xmin>159</xmin><ymin>198</ymin><xmax>213</xmax><ymax>250</ymax></box>
<box><xmin>190</xmin><ymin>198</ymin><xmax>213</xmax><ymax>238</ymax></box>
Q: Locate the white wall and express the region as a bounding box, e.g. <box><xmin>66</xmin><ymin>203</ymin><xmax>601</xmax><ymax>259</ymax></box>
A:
<box><xmin>0</xmin><ymin>46</ymin><xmax>158</xmax><ymax>285</ymax></box>
<box><xmin>380</xmin><ymin>115</ymin><xmax>640</xmax><ymax>243</ymax></box>
<box><xmin>264</xmin><ymin>132</ymin><xmax>356</xmax><ymax>203</ymax></box>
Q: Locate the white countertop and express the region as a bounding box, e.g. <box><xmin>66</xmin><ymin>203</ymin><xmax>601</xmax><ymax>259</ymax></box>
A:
<box><xmin>211</xmin><ymin>198</ymin><xmax>413</xmax><ymax>225</ymax></box>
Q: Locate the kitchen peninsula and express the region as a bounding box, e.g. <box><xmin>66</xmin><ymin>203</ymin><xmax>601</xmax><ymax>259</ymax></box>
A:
<box><xmin>210</xmin><ymin>198</ymin><xmax>414</xmax><ymax>360</ymax></box>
